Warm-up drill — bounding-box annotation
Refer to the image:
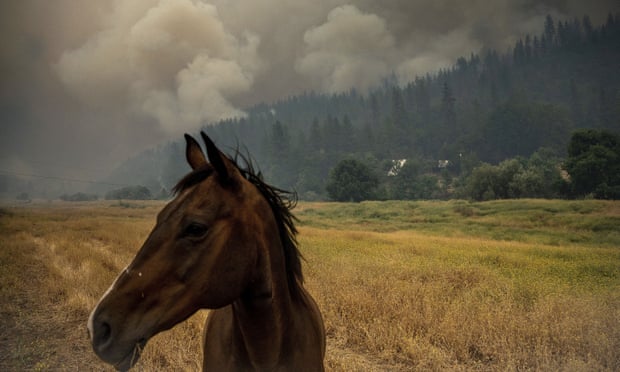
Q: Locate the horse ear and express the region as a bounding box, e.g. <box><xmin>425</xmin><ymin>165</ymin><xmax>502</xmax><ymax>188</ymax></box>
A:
<box><xmin>201</xmin><ymin>131</ymin><xmax>232</xmax><ymax>184</ymax></box>
<box><xmin>184</xmin><ymin>134</ymin><xmax>207</xmax><ymax>170</ymax></box>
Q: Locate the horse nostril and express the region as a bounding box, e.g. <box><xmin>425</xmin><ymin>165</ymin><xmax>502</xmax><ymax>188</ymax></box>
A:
<box><xmin>101</xmin><ymin>321</ymin><xmax>111</xmax><ymax>341</ymax></box>
<box><xmin>94</xmin><ymin>320</ymin><xmax>112</xmax><ymax>346</ymax></box>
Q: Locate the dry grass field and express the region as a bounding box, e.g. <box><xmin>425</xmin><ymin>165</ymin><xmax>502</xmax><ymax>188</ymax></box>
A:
<box><xmin>1</xmin><ymin>199</ymin><xmax>619</xmax><ymax>371</ymax></box>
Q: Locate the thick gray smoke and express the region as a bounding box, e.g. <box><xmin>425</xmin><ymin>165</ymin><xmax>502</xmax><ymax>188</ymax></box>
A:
<box><xmin>1</xmin><ymin>0</ymin><xmax>618</xmax><ymax>184</ymax></box>
<box><xmin>55</xmin><ymin>0</ymin><xmax>261</xmax><ymax>133</ymax></box>
<box><xmin>295</xmin><ymin>5</ymin><xmax>396</xmax><ymax>93</ymax></box>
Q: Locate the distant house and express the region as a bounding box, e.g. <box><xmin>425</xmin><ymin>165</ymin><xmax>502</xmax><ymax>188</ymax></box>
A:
<box><xmin>437</xmin><ymin>160</ymin><xmax>450</xmax><ymax>169</ymax></box>
<box><xmin>388</xmin><ymin>159</ymin><xmax>407</xmax><ymax>176</ymax></box>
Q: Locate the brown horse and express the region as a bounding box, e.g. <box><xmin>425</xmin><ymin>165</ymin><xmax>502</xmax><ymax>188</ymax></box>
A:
<box><xmin>88</xmin><ymin>132</ymin><xmax>325</xmax><ymax>371</ymax></box>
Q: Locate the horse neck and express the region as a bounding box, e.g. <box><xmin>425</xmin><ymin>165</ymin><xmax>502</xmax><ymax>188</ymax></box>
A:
<box><xmin>231</xmin><ymin>230</ymin><xmax>296</xmax><ymax>367</ymax></box>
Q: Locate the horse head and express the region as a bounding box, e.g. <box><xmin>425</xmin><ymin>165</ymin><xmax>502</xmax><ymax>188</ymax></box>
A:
<box><xmin>88</xmin><ymin>133</ymin><xmax>283</xmax><ymax>370</ymax></box>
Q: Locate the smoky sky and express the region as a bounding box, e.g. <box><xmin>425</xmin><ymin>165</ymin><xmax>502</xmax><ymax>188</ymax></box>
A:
<box><xmin>1</xmin><ymin>0</ymin><xmax>617</xmax><ymax>184</ymax></box>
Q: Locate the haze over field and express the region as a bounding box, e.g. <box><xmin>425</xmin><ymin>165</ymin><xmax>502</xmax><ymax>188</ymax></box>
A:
<box><xmin>1</xmin><ymin>0</ymin><xmax>618</xmax><ymax>184</ymax></box>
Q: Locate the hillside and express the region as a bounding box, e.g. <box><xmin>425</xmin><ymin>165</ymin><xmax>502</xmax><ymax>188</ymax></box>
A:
<box><xmin>105</xmin><ymin>13</ymin><xmax>620</xmax><ymax>200</ymax></box>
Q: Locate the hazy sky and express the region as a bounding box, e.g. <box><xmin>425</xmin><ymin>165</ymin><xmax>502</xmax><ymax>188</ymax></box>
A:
<box><xmin>1</xmin><ymin>0</ymin><xmax>617</xmax><ymax>182</ymax></box>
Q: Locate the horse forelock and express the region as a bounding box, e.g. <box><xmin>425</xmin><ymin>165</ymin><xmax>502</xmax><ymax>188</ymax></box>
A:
<box><xmin>172</xmin><ymin>166</ymin><xmax>214</xmax><ymax>195</ymax></box>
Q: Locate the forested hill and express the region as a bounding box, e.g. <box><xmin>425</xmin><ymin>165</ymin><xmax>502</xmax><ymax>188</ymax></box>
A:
<box><xmin>105</xmin><ymin>14</ymin><xmax>620</xmax><ymax>200</ymax></box>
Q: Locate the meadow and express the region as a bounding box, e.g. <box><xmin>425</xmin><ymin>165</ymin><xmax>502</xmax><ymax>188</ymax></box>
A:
<box><xmin>0</xmin><ymin>199</ymin><xmax>618</xmax><ymax>371</ymax></box>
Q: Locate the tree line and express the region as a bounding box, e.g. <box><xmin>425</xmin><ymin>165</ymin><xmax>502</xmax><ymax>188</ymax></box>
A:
<box><xmin>324</xmin><ymin>129</ymin><xmax>618</xmax><ymax>202</ymax></box>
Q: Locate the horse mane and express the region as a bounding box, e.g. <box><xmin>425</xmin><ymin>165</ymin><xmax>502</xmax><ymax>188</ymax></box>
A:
<box><xmin>172</xmin><ymin>152</ymin><xmax>304</xmax><ymax>301</ymax></box>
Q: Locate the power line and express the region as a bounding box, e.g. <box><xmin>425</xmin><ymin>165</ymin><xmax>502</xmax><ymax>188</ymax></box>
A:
<box><xmin>0</xmin><ymin>170</ymin><xmax>132</xmax><ymax>188</ymax></box>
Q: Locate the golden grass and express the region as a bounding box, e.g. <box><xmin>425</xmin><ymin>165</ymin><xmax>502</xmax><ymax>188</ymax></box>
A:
<box><xmin>301</xmin><ymin>227</ymin><xmax>620</xmax><ymax>370</ymax></box>
<box><xmin>0</xmin><ymin>200</ymin><xmax>619</xmax><ymax>371</ymax></box>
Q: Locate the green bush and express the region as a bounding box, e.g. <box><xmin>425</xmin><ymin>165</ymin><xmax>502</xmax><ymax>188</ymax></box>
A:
<box><xmin>462</xmin><ymin>149</ymin><xmax>565</xmax><ymax>201</ymax></box>
<box><xmin>326</xmin><ymin>159</ymin><xmax>379</xmax><ymax>202</ymax></box>
<box><xmin>564</xmin><ymin>130</ymin><xmax>620</xmax><ymax>199</ymax></box>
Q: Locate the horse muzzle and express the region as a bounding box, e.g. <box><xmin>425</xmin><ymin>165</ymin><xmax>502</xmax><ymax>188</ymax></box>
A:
<box><xmin>88</xmin><ymin>308</ymin><xmax>148</xmax><ymax>371</ymax></box>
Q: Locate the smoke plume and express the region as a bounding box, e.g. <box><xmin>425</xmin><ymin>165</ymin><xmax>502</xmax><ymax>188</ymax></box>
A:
<box><xmin>55</xmin><ymin>0</ymin><xmax>261</xmax><ymax>133</ymax></box>
<box><xmin>296</xmin><ymin>5</ymin><xmax>395</xmax><ymax>93</ymax></box>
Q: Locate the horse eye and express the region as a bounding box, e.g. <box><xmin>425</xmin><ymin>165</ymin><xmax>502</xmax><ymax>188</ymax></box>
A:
<box><xmin>183</xmin><ymin>222</ymin><xmax>208</xmax><ymax>238</ymax></box>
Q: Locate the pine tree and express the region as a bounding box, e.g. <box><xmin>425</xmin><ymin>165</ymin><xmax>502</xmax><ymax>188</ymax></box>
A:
<box><xmin>532</xmin><ymin>36</ymin><xmax>540</xmax><ymax>58</ymax></box>
<box><xmin>309</xmin><ymin>117</ymin><xmax>323</xmax><ymax>151</ymax></box>
<box><xmin>391</xmin><ymin>86</ymin><xmax>407</xmax><ymax>128</ymax></box>
<box><xmin>369</xmin><ymin>93</ymin><xmax>381</xmax><ymax>128</ymax></box>
<box><xmin>545</xmin><ymin>14</ymin><xmax>556</xmax><ymax>46</ymax></box>
<box><xmin>569</xmin><ymin>79</ymin><xmax>583</xmax><ymax>127</ymax></box>
<box><xmin>414</xmin><ymin>77</ymin><xmax>431</xmax><ymax>124</ymax></box>
<box><xmin>583</xmin><ymin>15</ymin><xmax>594</xmax><ymax>42</ymax></box>
<box><xmin>524</xmin><ymin>35</ymin><xmax>532</xmax><ymax>60</ymax></box>
<box><xmin>270</xmin><ymin>120</ymin><xmax>290</xmax><ymax>159</ymax></box>
<box><xmin>441</xmin><ymin>81</ymin><xmax>457</xmax><ymax>132</ymax></box>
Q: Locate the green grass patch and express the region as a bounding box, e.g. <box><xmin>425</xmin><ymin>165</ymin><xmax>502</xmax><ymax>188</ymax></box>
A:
<box><xmin>297</xmin><ymin>199</ymin><xmax>620</xmax><ymax>248</ymax></box>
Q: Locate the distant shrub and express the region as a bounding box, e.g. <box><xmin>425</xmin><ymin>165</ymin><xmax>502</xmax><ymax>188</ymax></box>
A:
<box><xmin>301</xmin><ymin>191</ymin><xmax>321</xmax><ymax>201</ymax></box>
<box><xmin>105</xmin><ymin>185</ymin><xmax>152</xmax><ymax>200</ymax></box>
<box><xmin>60</xmin><ymin>192</ymin><xmax>98</xmax><ymax>202</ymax></box>
<box><xmin>454</xmin><ymin>205</ymin><xmax>476</xmax><ymax>217</ymax></box>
